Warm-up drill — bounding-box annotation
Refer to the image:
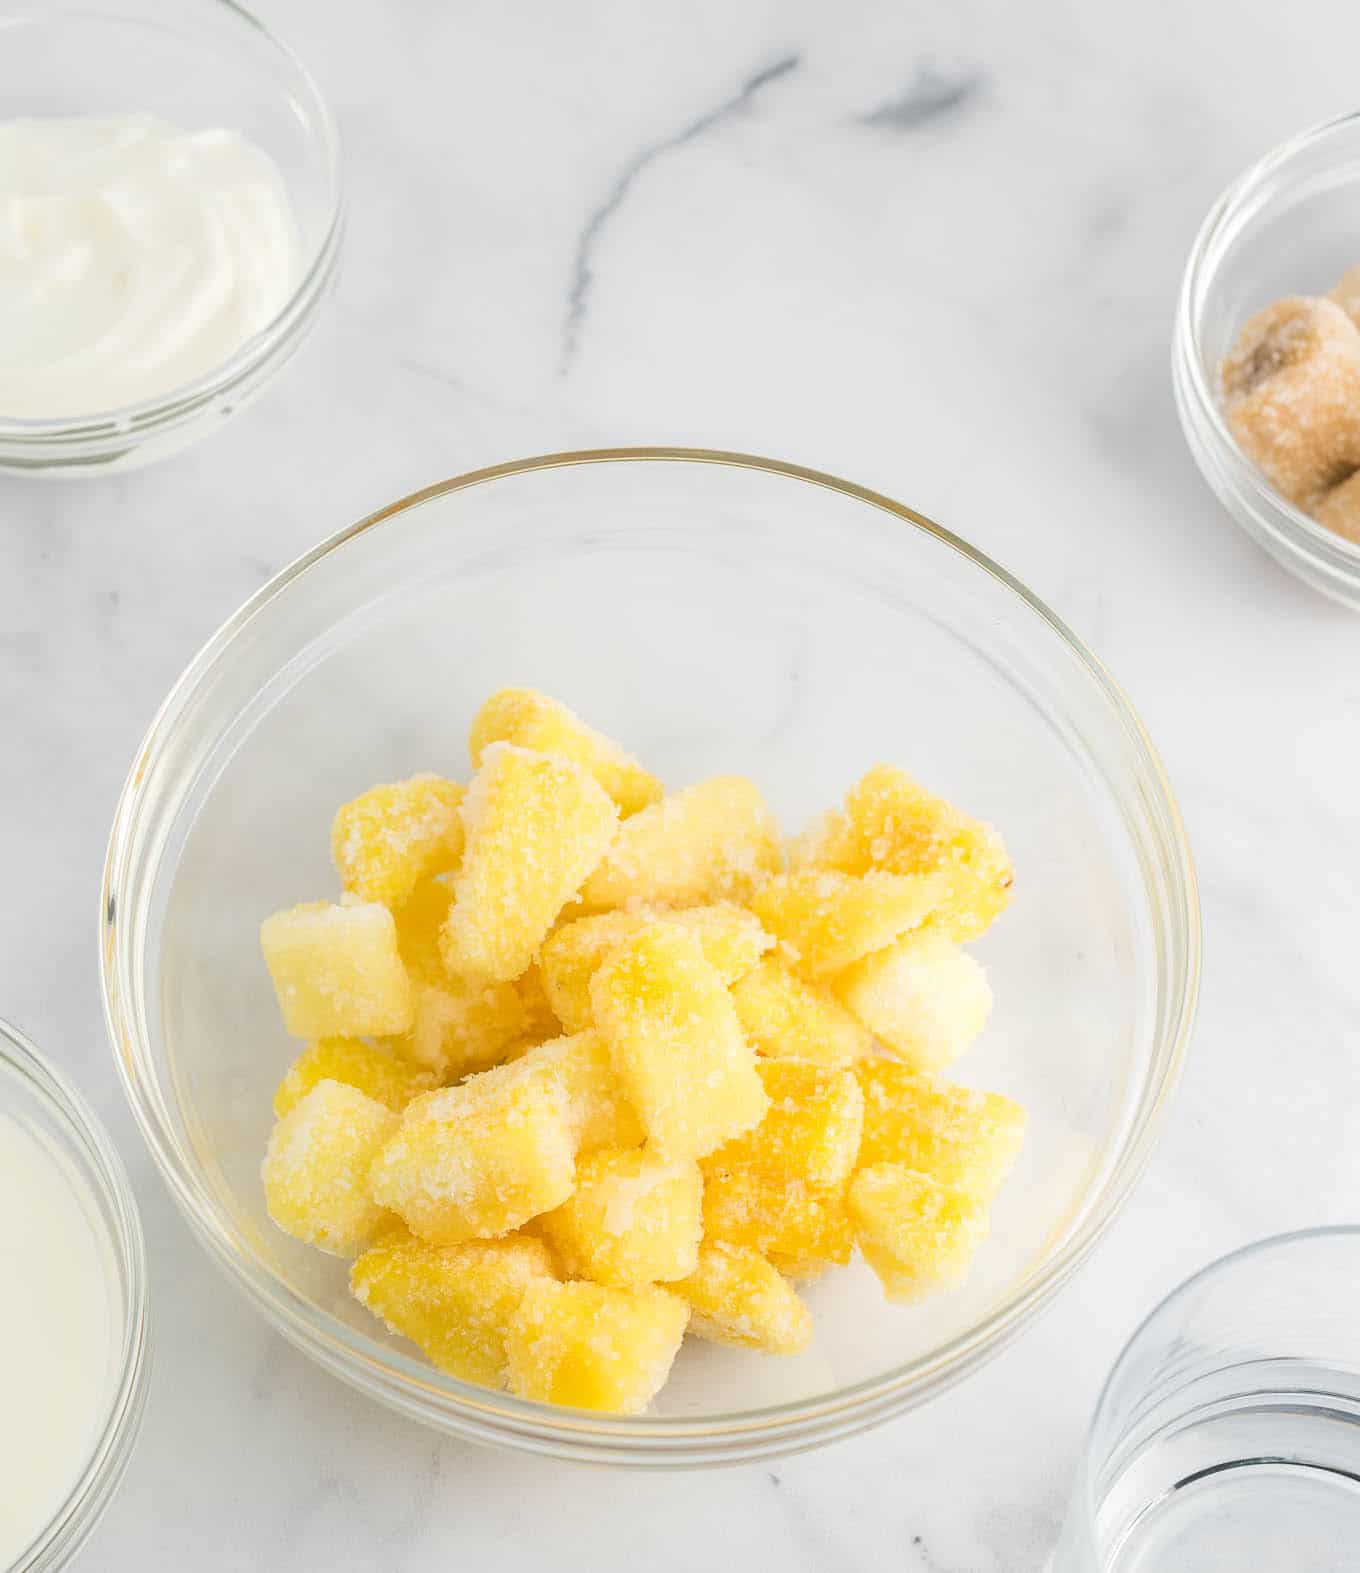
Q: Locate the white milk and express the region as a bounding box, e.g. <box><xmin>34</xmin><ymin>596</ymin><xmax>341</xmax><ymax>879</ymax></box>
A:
<box><xmin>0</xmin><ymin>1107</ymin><xmax>116</xmax><ymax>1564</ymax></box>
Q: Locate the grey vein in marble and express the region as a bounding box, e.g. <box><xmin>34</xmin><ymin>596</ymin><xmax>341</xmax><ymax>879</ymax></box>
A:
<box><xmin>860</xmin><ymin>64</ymin><xmax>982</xmax><ymax>130</ymax></box>
<box><xmin>558</xmin><ymin>52</ymin><xmax>799</xmax><ymax>375</ymax></box>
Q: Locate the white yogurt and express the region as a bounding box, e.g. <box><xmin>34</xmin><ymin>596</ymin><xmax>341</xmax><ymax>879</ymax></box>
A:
<box><xmin>0</xmin><ymin>113</ymin><xmax>300</xmax><ymax>419</ymax></box>
<box><xmin>0</xmin><ymin>1107</ymin><xmax>117</xmax><ymax>1564</ymax></box>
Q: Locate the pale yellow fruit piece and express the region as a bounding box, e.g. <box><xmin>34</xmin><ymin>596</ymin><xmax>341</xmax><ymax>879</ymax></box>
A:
<box><xmin>261</xmin><ymin>900</ymin><xmax>413</xmax><ymax>1039</ymax></box>
<box><xmin>262</xmin><ymin>1080</ymin><xmax>398</xmax><ymax>1256</ymax></box>
<box><xmin>730</xmin><ymin>958</ymin><xmax>874</xmax><ymax>1067</ymax></box>
<box><xmin>505</xmin><ymin>1280</ymin><xmax>688</xmax><ymax>1414</ymax></box>
<box><xmin>540</xmin><ymin>904</ymin><xmax>771</xmax><ymax>1031</ymax></box>
<box><xmin>469</xmin><ymin>687</ymin><xmax>663</xmax><ymax>817</ymax></box>
<box><xmin>331</xmin><ymin>774</ymin><xmax>465</xmax><ymax>907</ymax></box>
<box><xmin>273</xmin><ymin>1037</ymin><xmax>434</xmax><ymax>1118</ymax></box>
<box><xmin>392</xmin><ymin>878</ymin><xmax>455</xmax><ymax>984</ymax></box>
<box><xmin>701</xmin><ymin>1167</ymin><xmax>854</xmax><ymax>1268</ymax></box>
<box><xmin>826</xmin><ymin>765</ymin><xmax>1014</xmax><ymax>942</ymax></box>
<box><xmin>672</xmin><ymin>1242</ymin><xmax>811</xmax><ymax>1355</ymax></box>
<box><xmin>580</xmin><ymin>777</ymin><xmax>781</xmax><ymax>911</ymax></box>
<box><xmin>590</xmin><ymin>924</ymin><xmax>767</xmax><ymax>1161</ymax></box>
<box><xmin>848</xmin><ymin>1163</ymin><xmax>989</xmax><ymax>1302</ymax></box>
<box><xmin>490</xmin><ymin>1031</ymin><xmax>644</xmax><ymax>1154</ymax></box>
<box><xmin>441</xmin><ymin>743</ymin><xmax>619</xmax><ymax>983</ymax></box>
<box><xmin>750</xmin><ymin>869</ymin><xmax>942</xmax><ymax>980</ymax></box>
<box><xmin>855</xmin><ymin>1060</ymin><xmax>1026</xmax><ymax>1201</ymax></box>
<box><xmin>397</xmin><ymin>976</ymin><xmax>533</xmax><ymax>1078</ymax></box>
<box><xmin>539</xmin><ymin>1147</ymin><xmax>703</xmax><ymax>1287</ymax></box>
<box><xmin>706</xmin><ymin>1059</ymin><xmax>864</xmax><ymax>1190</ymax></box>
<box><xmin>835</xmin><ymin>932</ymin><xmax>992</xmax><ymax>1074</ymax></box>
<box><xmin>370</xmin><ymin>1073</ymin><xmax>575</xmax><ymax>1245</ymax></box>
<box><xmin>350</xmin><ymin>1232</ymin><xmax>555</xmax><ymax>1388</ymax></box>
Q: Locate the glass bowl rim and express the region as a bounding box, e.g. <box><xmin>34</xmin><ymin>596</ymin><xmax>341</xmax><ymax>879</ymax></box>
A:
<box><xmin>0</xmin><ymin>1016</ymin><xmax>151</xmax><ymax>1571</ymax></box>
<box><xmin>101</xmin><ymin>446</ymin><xmax>1200</xmax><ymax>1461</ymax></box>
<box><xmin>1173</xmin><ymin>108</ymin><xmax>1360</xmax><ymax>574</ymax></box>
<box><xmin>0</xmin><ymin>0</ymin><xmax>344</xmax><ymax>444</ymax></box>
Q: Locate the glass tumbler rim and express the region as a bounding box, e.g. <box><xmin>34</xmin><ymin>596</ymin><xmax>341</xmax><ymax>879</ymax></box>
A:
<box><xmin>101</xmin><ymin>446</ymin><xmax>1201</xmax><ymax>1464</ymax></box>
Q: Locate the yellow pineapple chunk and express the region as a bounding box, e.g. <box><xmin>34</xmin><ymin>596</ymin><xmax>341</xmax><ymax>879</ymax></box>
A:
<box><xmin>856</xmin><ymin>1060</ymin><xmax>1026</xmax><ymax>1200</ymax></box>
<box><xmin>398</xmin><ymin>976</ymin><xmax>533</xmax><ymax>1078</ymax></box>
<box><xmin>331</xmin><ymin>774</ymin><xmax>465</xmax><ymax>907</ymax></box>
<box><xmin>262</xmin><ymin>1080</ymin><xmax>398</xmax><ymax>1256</ymax></box>
<box><xmin>673</xmin><ymin>1242</ymin><xmax>811</xmax><ymax>1354</ymax></box>
<box><xmin>516</xmin><ymin>962</ymin><xmax>563</xmax><ymax>1043</ymax></box>
<box><xmin>539</xmin><ymin>1147</ymin><xmax>703</xmax><ymax>1287</ymax></box>
<box><xmin>835</xmin><ymin>931</ymin><xmax>992</xmax><ymax>1073</ymax></box>
<box><xmin>505</xmin><ymin>1280</ymin><xmax>688</xmax><ymax>1413</ymax></box>
<box><xmin>848</xmin><ymin>1163</ymin><xmax>989</xmax><ymax>1302</ymax></box>
<box><xmin>469</xmin><ymin>687</ymin><xmax>663</xmax><ymax>817</ymax></box>
<box><xmin>370</xmin><ymin>1073</ymin><xmax>575</xmax><ymax>1245</ymax></box>
<box><xmin>708</xmin><ymin>1060</ymin><xmax>864</xmax><ymax>1190</ymax></box>
<box><xmin>441</xmin><ymin>743</ymin><xmax>619</xmax><ymax>983</ymax></box>
<box><xmin>273</xmin><ymin>1037</ymin><xmax>433</xmax><ymax>1118</ymax></box>
<box><xmin>590</xmin><ymin>925</ymin><xmax>767</xmax><ymax>1161</ymax></box>
<box><xmin>801</xmin><ymin>765</ymin><xmax>1013</xmax><ymax>941</ymax></box>
<box><xmin>392</xmin><ymin>878</ymin><xmax>455</xmax><ymax>983</ymax></box>
<box><xmin>350</xmin><ymin>1232</ymin><xmax>555</xmax><ymax>1387</ymax></box>
<box><xmin>702</xmin><ymin>1166</ymin><xmax>854</xmax><ymax>1267</ymax></box>
<box><xmin>750</xmin><ymin>869</ymin><xmax>942</xmax><ymax>980</ymax></box>
<box><xmin>540</xmin><ymin>904</ymin><xmax>771</xmax><ymax>1031</ymax></box>
<box><xmin>260</xmin><ymin>899</ymin><xmax>413</xmax><ymax>1039</ymax></box>
<box><xmin>580</xmin><ymin>777</ymin><xmax>781</xmax><ymax>911</ymax></box>
<box><xmin>730</xmin><ymin>958</ymin><xmax>874</xmax><ymax>1067</ymax></box>
<box><xmin>492</xmin><ymin>1031</ymin><xmax>644</xmax><ymax>1154</ymax></box>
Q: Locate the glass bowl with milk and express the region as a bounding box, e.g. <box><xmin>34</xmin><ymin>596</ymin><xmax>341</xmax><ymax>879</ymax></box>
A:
<box><xmin>0</xmin><ymin>0</ymin><xmax>342</xmax><ymax>475</ymax></box>
<box><xmin>0</xmin><ymin>1018</ymin><xmax>149</xmax><ymax>1572</ymax></box>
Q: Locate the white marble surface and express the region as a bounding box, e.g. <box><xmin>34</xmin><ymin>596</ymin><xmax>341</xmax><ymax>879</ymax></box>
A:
<box><xmin>4</xmin><ymin>0</ymin><xmax>1360</xmax><ymax>1566</ymax></box>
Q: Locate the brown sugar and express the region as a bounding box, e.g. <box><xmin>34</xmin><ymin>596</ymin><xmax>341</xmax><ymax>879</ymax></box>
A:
<box><xmin>1220</xmin><ymin>296</ymin><xmax>1360</xmax><ymax>509</ymax></box>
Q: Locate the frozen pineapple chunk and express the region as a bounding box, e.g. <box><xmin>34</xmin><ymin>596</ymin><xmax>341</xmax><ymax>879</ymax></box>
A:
<box><xmin>505</xmin><ymin>1280</ymin><xmax>688</xmax><ymax>1413</ymax></box>
<box><xmin>262</xmin><ymin>1080</ymin><xmax>398</xmax><ymax>1256</ymax></box>
<box><xmin>469</xmin><ymin>688</ymin><xmax>663</xmax><ymax>817</ymax></box>
<box><xmin>539</xmin><ymin>1147</ymin><xmax>703</xmax><ymax>1287</ymax></box>
<box><xmin>848</xmin><ymin>1163</ymin><xmax>989</xmax><ymax>1302</ymax></box>
<box><xmin>441</xmin><ymin>743</ymin><xmax>619</xmax><ymax>983</ymax></box>
<box><xmin>750</xmin><ymin>869</ymin><xmax>942</xmax><ymax>980</ymax></box>
<box><xmin>516</xmin><ymin>962</ymin><xmax>563</xmax><ymax>1043</ymax></box>
<box><xmin>331</xmin><ymin>774</ymin><xmax>465</xmax><ymax>907</ymax></box>
<box><xmin>273</xmin><ymin>1037</ymin><xmax>433</xmax><ymax>1118</ymax></box>
<box><xmin>730</xmin><ymin>958</ymin><xmax>874</xmax><ymax>1067</ymax></box>
<box><xmin>580</xmin><ymin>777</ymin><xmax>781</xmax><ymax>911</ymax></box>
<box><xmin>800</xmin><ymin>766</ymin><xmax>1013</xmax><ymax>942</ymax></box>
<box><xmin>836</xmin><ymin>931</ymin><xmax>992</xmax><ymax>1074</ymax></box>
<box><xmin>398</xmin><ymin>975</ymin><xmax>533</xmax><ymax>1078</ymax></box>
<box><xmin>856</xmin><ymin>1060</ymin><xmax>1026</xmax><ymax>1200</ymax></box>
<box><xmin>351</xmin><ymin>1232</ymin><xmax>555</xmax><ymax>1388</ymax></box>
<box><xmin>370</xmin><ymin>1073</ymin><xmax>575</xmax><ymax>1245</ymax></box>
<box><xmin>392</xmin><ymin>878</ymin><xmax>455</xmax><ymax>984</ymax></box>
<box><xmin>673</xmin><ymin>1242</ymin><xmax>811</xmax><ymax>1355</ymax></box>
<box><xmin>540</xmin><ymin>904</ymin><xmax>771</xmax><ymax>1031</ymax></box>
<box><xmin>261</xmin><ymin>900</ymin><xmax>413</xmax><ymax>1039</ymax></box>
<box><xmin>702</xmin><ymin>1166</ymin><xmax>854</xmax><ymax>1267</ymax></box>
<box><xmin>590</xmin><ymin>925</ymin><xmax>767</xmax><ymax>1161</ymax></box>
<box><xmin>708</xmin><ymin>1060</ymin><xmax>864</xmax><ymax>1190</ymax></box>
<box><xmin>493</xmin><ymin>1031</ymin><xmax>644</xmax><ymax>1154</ymax></box>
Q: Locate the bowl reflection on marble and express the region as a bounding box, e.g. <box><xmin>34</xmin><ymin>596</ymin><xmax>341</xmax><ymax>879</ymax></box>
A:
<box><xmin>101</xmin><ymin>449</ymin><xmax>1198</xmax><ymax>1466</ymax></box>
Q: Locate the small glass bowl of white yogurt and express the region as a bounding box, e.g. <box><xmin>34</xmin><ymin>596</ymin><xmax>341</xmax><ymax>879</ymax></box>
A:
<box><xmin>0</xmin><ymin>0</ymin><xmax>342</xmax><ymax>475</ymax></box>
<box><xmin>0</xmin><ymin>1018</ymin><xmax>149</xmax><ymax>1571</ymax></box>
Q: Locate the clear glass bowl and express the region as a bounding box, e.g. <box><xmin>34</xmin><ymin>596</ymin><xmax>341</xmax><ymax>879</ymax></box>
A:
<box><xmin>102</xmin><ymin>449</ymin><xmax>1199</xmax><ymax>1465</ymax></box>
<box><xmin>1174</xmin><ymin>112</ymin><xmax>1360</xmax><ymax>609</ymax></box>
<box><xmin>0</xmin><ymin>0</ymin><xmax>342</xmax><ymax>476</ymax></box>
<box><xmin>1</xmin><ymin>1019</ymin><xmax>150</xmax><ymax>1570</ymax></box>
